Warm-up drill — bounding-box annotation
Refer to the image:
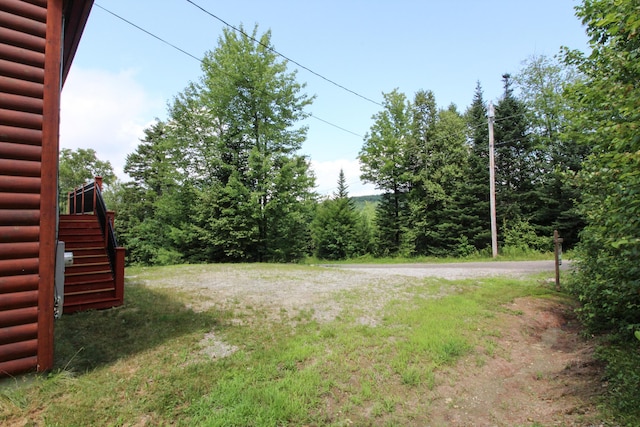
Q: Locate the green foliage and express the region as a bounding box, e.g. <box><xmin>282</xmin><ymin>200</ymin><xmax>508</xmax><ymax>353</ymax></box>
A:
<box><xmin>563</xmin><ymin>0</ymin><xmax>640</xmax><ymax>337</ymax></box>
<box><xmin>311</xmin><ymin>170</ymin><xmax>363</xmax><ymax>260</ymax></box>
<box><xmin>514</xmin><ymin>55</ymin><xmax>587</xmax><ymax>249</ymax></box>
<box><xmin>58</xmin><ymin>148</ymin><xmax>116</xmax><ymax>211</ymax></box>
<box><xmin>595</xmin><ymin>344</ymin><xmax>640</xmax><ymax>423</ymax></box>
<box><xmin>502</xmin><ymin>218</ymin><xmax>552</xmax><ymax>254</ymax></box>
<box><xmin>114</xmin><ymin>25</ymin><xmax>315</xmax><ymax>265</ymax></box>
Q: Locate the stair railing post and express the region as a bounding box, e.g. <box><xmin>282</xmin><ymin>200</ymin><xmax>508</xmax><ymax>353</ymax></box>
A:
<box><xmin>106</xmin><ymin>210</ymin><xmax>115</xmax><ymax>245</ymax></box>
<box><xmin>93</xmin><ymin>177</ymin><xmax>103</xmax><ymax>214</ymax></box>
<box><xmin>80</xmin><ymin>185</ymin><xmax>85</xmax><ymax>215</ymax></box>
<box><xmin>115</xmin><ymin>247</ymin><xmax>125</xmax><ymax>305</ymax></box>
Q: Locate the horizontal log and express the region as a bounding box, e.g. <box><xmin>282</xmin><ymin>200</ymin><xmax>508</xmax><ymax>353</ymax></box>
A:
<box><xmin>0</xmin><ymin>322</ymin><xmax>38</xmax><ymax>346</ymax></box>
<box><xmin>0</xmin><ymin>209</ymin><xmax>39</xmax><ymax>225</ymax></box>
<box><xmin>0</xmin><ymin>58</ymin><xmax>43</xmax><ymax>83</ymax></box>
<box><xmin>0</xmin><ymin>290</ymin><xmax>37</xmax><ymax>310</ymax></box>
<box><xmin>0</xmin><ymin>241</ymin><xmax>38</xmax><ymax>259</ymax></box>
<box><xmin>0</xmin><ymin>273</ymin><xmax>38</xmax><ymax>293</ymax></box>
<box><xmin>0</xmin><ymin>108</ymin><xmax>41</xmax><ymax>130</ymax></box>
<box><xmin>0</xmin><ymin>257</ymin><xmax>39</xmax><ymax>275</ymax></box>
<box><xmin>0</xmin><ymin>27</ymin><xmax>45</xmax><ymax>53</ymax></box>
<box><xmin>0</xmin><ymin>92</ymin><xmax>42</xmax><ymax>114</ymax></box>
<box><xmin>0</xmin><ymin>10</ymin><xmax>46</xmax><ymax>38</ymax></box>
<box><xmin>0</xmin><ymin>141</ymin><xmax>41</xmax><ymax>161</ymax></box>
<box><xmin>0</xmin><ymin>41</ymin><xmax>44</xmax><ymax>69</ymax></box>
<box><xmin>0</xmin><ymin>158</ymin><xmax>40</xmax><ymax>176</ymax></box>
<box><xmin>0</xmin><ymin>355</ymin><xmax>37</xmax><ymax>377</ymax></box>
<box><xmin>0</xmin><ymin>225</ymin><xmax>39</xmax><ymax>242</ymax></box>
<box><xmin>0</xmin><ymin>125</ymin><xmax>41</xmax><ymax>145</ymax></box>
<box><xmin>0</xmin><ymin>192</ymin><xmax>40</xmax><ymax>209</ymax></box>
<box><xmin>0</xmin><ymin>75</ymin><xmax>43</xmax><ymax>98</ymax></box>
<box><xmin>0</xmin><ymin>306</ymin><xmax>37</xmax><ymax>328</ymax></box>
<box><xmin>0</xmin><ymin>0</ymin><xmax>47</xmax><ymax>23</ymax></box>
<box><xmin>0</xmin><ymin>175</ymin><xmax>40</xmax><ymax>192</ymax></box>
<box><xmin>0</xmin><ymin>339</ymin><xmax>37</xmax><ymax>363</ymax></box>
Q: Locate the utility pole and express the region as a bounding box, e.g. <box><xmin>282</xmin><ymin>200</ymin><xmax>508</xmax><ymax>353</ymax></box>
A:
<box><xmin>488</xmin><ymin>102</ymin><xmax>498</xmax><ymax>258</ymax></box>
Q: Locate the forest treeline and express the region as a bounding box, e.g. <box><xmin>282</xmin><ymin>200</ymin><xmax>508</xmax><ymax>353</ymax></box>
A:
<box><xmin>62</xmin><ymin>41</ymin><xmax>587</xmax><ymax>264</ymax></box>
<box><xmin>61</xmin><ymin>1</ymin><xmax>638</xmax><ymax>343</ymax></box>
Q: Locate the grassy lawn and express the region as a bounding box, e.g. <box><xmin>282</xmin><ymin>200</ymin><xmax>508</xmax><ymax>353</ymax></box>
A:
<box><xmin>1</xmin><ymin>265</ymin><xmax>574</xmax><ymax>425</ymax></box>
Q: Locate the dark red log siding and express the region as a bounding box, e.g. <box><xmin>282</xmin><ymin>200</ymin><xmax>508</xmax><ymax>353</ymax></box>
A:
<box><xmin>0</xmin><ymin>0</ymin><xmax>56</xmax><ymax>376</ymax></box>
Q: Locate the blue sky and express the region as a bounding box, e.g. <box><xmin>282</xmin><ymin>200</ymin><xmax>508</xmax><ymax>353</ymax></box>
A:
<box><xmin>61</xmin><ymin>0</ymin><xmax>588</xmax><ymax>196</ymax></box>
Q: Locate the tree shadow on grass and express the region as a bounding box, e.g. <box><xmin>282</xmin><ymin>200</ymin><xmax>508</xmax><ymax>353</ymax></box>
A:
<box><xmin>53</xmin><ymin>281</ymin><xmax>221</xmax><ymax>373</ymax></box>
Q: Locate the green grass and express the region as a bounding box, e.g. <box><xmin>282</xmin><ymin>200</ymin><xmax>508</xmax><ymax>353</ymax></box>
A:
<box><xmin>0</xmin><ymin>265</ymin><xmax>600</xmax><ymax>426</ymax></box>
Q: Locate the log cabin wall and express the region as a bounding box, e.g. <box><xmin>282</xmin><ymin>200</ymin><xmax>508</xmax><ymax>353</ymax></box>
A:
<box><xmin>0</xmin><ymin>0</ymin><xmax>65</xmax><ymax>376</ymax></box>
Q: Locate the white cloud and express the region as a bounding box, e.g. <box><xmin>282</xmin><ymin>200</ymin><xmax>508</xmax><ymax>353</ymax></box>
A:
<box><xmin>60</xmin><ymin>67</ymin><xmax>162</xmax><ymax>180</ymax></box>
<box><xmin>310</xmin><ymin>158</ymin><xmax>378</xmax><ymax>197</ymax></box>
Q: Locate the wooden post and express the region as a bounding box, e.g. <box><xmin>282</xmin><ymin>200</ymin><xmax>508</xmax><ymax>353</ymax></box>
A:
<box><xmin>554</xmin><ymin>230</ymin><xmax>563</xmax><ymax>290</ymax></box>
<box><xmin>38</xmin><ymin>0</ymin><xmax>64</xmax><ymax>373</ymax></box>
<box><xmin>488</xmin><ymin>102</ymin><xmax>498</xmax><ymax>258</ymax></box>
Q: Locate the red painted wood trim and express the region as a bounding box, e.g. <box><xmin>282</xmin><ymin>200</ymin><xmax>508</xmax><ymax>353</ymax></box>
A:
<box><xmin>115</xmin><ymin>247</ymin><xmax>125</xmax><ymax>305</ymax></box>
<box><xmin>37</xmin><ymin>0</ymin><xmax>62</xmax><ymax>373</ymax></box>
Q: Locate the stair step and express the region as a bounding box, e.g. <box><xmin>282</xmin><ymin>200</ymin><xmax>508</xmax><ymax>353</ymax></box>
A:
<box><xmin>63</xmin><ymin>297</ymin><xmax>122</xmax><ymax>314</ymax></box>
<box><xmin>70</xmin><ymin>255</ymin><xmax>110</xmax><ymax>265</ymax></box>
<box><xmin>65</xmin><ymin>286</ymin><xmax>115</xmax><ymax>297</ymax></box>
<box><xmin>65</xmin><ymin>268</ymin><xmax>111</xmax><ymax>277</ymax></box>
<box><xmin>65</xmin><ymin>262</ymin><xmax>110</xmax><ymax>275</ymax></box>
<box><xmin>65</xmin><ymin>271</ymin><xmax>113</xmax><ymax>285</ymax></box>
<box><xmin>58</xmin><ymin>233</ymin><xmax>104</xmax><ymax>246</ymax></box>
<box><xmin>65</xmin><ymin>278</ymin><xmax>114</xmax><ymax>292</ymax></box>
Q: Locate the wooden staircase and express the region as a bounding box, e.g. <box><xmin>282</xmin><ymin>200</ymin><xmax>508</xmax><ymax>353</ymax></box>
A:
<box><xmin>58</xmin><ymin>178</ymin><xmax>125</xmax><ymax>314</ymax></box>
<box><xmin>58</xmin><ymin>214</ymin><xmax>120</xmax><ymax>313</ymax></box>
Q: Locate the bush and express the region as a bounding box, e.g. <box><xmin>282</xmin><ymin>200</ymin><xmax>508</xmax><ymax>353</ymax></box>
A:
<box><xmin>502</xmin><ymin>218</ymin><xmax>552</xmax><ymax>254</ymax></box>
<box><xmin>596</xmin><ymin>343</ymin><xmax>640</xmax><ymax>424</ymax></box>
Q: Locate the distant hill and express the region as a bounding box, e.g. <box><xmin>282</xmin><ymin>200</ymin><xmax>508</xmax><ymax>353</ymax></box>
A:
<box><xmin>351</xmin><ymin>194</ymin><xmax>381</xmax><ymax>210</ymax></box>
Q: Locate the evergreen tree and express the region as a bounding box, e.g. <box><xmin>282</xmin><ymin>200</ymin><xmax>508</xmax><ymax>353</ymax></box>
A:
<box><xmin>458</xmin><ymin>82</ymin><xmax>491</xmax><ymax>251</ymax></box>
<box><xmin>493</xmin><ymin>74</ymin><xmax>538</xmax><ymax>243</ymax></box>
<box><xmin>400</xmin><ymin>88</ymin><xmax>469</xmax><ymax>256</ymax></box>
<box><xmin>359</xmin><ymin>89</ymin><xmax>412</xmax><ymax>254</ymax></box>
<box><xmin>312</xmin><ymin>170</ymin><xmax>360</xmax><ymax>260</ymax></box>
<box><xmin>405</xmin><ymin>90</ymin><xmax>438</xmax><ymax>255</ymax></box>
<box><xmin>514</xmin><ymin>55</ymin><xmax>587</xmax><ymax>248</ymax></box>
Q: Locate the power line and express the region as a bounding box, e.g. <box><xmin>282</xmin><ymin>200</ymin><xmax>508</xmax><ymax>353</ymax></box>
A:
<box><xmin>93</xmin><ymin>3</ymin><xmax>365</xmax><ymax>139</ymax></box>
<box><xmin>184</xmin><ymin>0</ymin><xmax>384</xmax><ymax>108</ymax></box>
<box><xmin>94</xmin><ymin>4</ymin><xmax>201</xmax><ymax>63</ymax></box>
<box><xmin>310</xmin><ymin>114</ymin><xmax>364</xmax><ymax>138</ymax></box>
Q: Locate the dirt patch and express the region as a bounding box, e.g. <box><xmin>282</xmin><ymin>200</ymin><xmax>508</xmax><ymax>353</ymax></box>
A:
<box><xmin>427</xmin><ymin>297</ymin><xmax>603</xmax><ymax>426</ymax></box>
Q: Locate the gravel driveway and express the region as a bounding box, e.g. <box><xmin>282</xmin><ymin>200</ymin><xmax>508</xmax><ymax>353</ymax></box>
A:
<box><xmin>328</xmin><ymin>259</ymin><xmax>568</xmax><ymax>280</ymax></box>
<box><xmin>140</xmin><ymin>260</ymin><xmax>565</xmax><ymax>324</ymax></box>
